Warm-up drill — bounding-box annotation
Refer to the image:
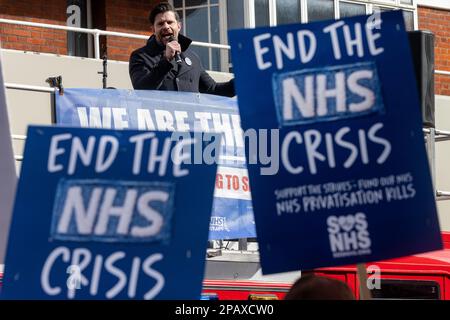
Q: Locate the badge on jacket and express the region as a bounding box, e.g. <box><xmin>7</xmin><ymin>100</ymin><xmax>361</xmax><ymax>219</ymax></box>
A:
<box><xmin>185</xmin><ymin>57</ymin><xmax>192</xmax><ymax>66</ymax></box>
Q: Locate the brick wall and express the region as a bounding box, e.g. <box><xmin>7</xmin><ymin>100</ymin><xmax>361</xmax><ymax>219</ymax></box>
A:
<box><xmin>0</xmin><ymin>0</ymin><xmax>156</xmax><ymax>61</ymax></box>
<box><xmin>104</xmin><ymin>0</ymin><xmax>157</xmax><ymax>61</ymax></box>
<box><xmin>0</xmin><ymin>0</ymin><xmax>67</xmax><ymax>55</ymax></box>
<box><xmin>418</xmin><ymin>6</ymin><xmax>450</xmax><ymax>96</ymax></box>
<box><xmin>2</xmin><ymin>1</ymin><xmax>448</xmax><ymax>95</ymax></box>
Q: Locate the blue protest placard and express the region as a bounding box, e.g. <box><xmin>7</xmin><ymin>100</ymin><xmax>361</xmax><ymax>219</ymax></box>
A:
<box><xmin>55</xmin><ymin>89</ymin><xmax>256</xmax><ymax>240</ymax></box>
<box><xmin>228</xmin><ymin>11</ymin><xmax>442</xmax><ymax>274</ymax></box>
<box><xmin>1</xmin><ymin>126</ymin><xmax>220</xmax><ymax>299</ymax></box>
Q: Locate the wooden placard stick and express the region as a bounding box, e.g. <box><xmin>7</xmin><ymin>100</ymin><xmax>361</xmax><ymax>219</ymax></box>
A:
<box><xmin>357</xmin><ymin>263</ymin><xmax>372</xmax><ymax>300</ymax></box>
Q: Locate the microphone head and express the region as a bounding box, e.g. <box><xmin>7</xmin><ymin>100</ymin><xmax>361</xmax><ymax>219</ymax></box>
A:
<box><xmin>168</xmin><ymin>35</ymin><xmax>175</xmax><ymax>42</ymax></box>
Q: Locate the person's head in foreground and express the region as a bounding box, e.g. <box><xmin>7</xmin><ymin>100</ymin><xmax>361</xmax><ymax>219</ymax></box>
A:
<box><xmin>284</xmin><ymin>274</ymin><xmax>356</xmax><ymax>300</ymax></box>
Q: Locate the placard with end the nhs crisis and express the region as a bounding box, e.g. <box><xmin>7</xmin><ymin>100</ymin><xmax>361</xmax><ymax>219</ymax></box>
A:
<box><xmin>1</xmin><ymin>126</ymin><xmax>220</xmax><ymax>299</ymax></box>
<box><xmin>228</xmin><ymin>11</ymin><xmax>442</xmax><ymax>274</ymax></box>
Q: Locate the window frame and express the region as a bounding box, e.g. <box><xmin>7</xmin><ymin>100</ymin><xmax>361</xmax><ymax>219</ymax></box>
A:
<box><xmin>338</xmin><ymin>0</ymin><xmax>371</xmax><ymax>17</ymax></box>
<box><xmin>171</xmin><ymin>0</ymin><xmax>417</xmax><ymax>72</ymax></box>
<box><xmin>66</xmin><ymin>0</ymin><xmax>94</xmax><ymax>58</ymax></box>
<box><xmin>368</xmin><ymin>2</ymin><xmax>417</xmax><ymax>30</ymax></box>
<box><xmin>172</xmin><ymin>0</ymin><xmax>227</xmax><ymax>71</ymax></box>
<box><xmin>370</xmin><ymin>279</ymin><xmax>441</xmax><ymax>300</ymax></box>
<box><xmin>244</xmin><ymin>0</ymin><xmax>417</xmax><ymax>26</ymax></box>
<box><xmin>171</xmin><ymin>0</ymin><xmax>417</xmax><ymax>67</ymax></box>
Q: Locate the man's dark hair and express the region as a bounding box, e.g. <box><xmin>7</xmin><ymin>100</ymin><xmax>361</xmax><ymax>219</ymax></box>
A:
<box><xmin>149</xmin><ymin>2</ymin><xmax>180</xmax><ymax>25</ymax></box>
<box><xmin>284</xmin><ymin>274</ymin><xmax>356</xmax><ymax>300</ymax></box>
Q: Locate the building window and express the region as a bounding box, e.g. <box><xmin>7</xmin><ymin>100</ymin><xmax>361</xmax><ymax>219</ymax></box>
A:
<box><xmin>66</xmin><ymin>0</ymin><xmax>93</xmax><ymax>58</ymax></box>
<box><xmin>227</xmin><ymin>0</ymin><xmax>245</xmax><ymax>30</ymax></box>
<box><xmin>255</xmin><ymin>0</ymin><xmax>270</xmax><ymax>27</ymax></box>
<box><xmin>245</xmin><ymin>0</ymin><xmax>416</xmax><ymax>29</ymax></box>
<box><xmin>339</xmin><ymin>1</ymin><xmax>367</xmax><ymax>18</ymax></box>
<box><xmin>308</xmin><ymin>0</ymin><xmax>335</xmax><ymax>22</ymax></box>
<box><xmin>174</xmin><ymin>0</ymin><xmax>227</xmax><ymax>71</ymax></box>
<box><xmin>371</xmin><ymin>280</ymin><xmax>440</xmax><ymax>300</ymax></box>
<box><xmin>276</xmin><ymin>0</ymin><xmax>302</xmax><ymax>25</ymax></box>
<box><xmin>372</xmin><ymin>5</ymin><xmax>415</xmax><ymax>31</ymax></box>
<box><xmin>401</xmin><ymin>10</ymin><xmax>414</xmax><ymax>31</ymax></box>
<box><xmin>171</xmin><ymin>1</ymin><xmax>417</xmax><ymax>72</ymax></box>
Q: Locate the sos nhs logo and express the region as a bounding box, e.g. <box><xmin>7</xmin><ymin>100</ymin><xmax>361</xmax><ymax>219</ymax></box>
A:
<box><xmin>327</xmin><ymin>212</ymin><xmax>372</xmax><ymax>258</ymax></box>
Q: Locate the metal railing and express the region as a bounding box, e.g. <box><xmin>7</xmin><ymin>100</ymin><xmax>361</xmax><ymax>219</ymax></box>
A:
<box><xmin>1</xmin><ymin>17</ymin><xmax>450</xmax><ymax>76</ymax></box>
<box><xmin>2</xmin><ymin>16</ymin><xmax>450</xmax><ymax>77</ymax></box>
<box><xmin>3</xmin><ymin>17</ymin><xmax>450</xmax><ymax>202</ymax></box>
<box><xmin>5</xmin><ymin>83</ymin><xmax>57</xmax><ymax>93</ymax></box>
<box><xmin>423</xmin><ymin>127</ymin><xmax>450</xmax><ymax>201</ymax></box>
<box><xmin>436</xmin><ymin>70</ymin><xmax>450</xmax><ymax>76</ymax></box>
<box><xmin>6</xmin><ymin>81</ymin><xmax>450</xmax><ymax>202</ymax></box>
<box><xmin>435</xmin><ymin>129</ymin><xmax>450</xmax><ymax>142</ymax></box>
<box><xmin>437</xmin><ymin>191</ymin><xmax>450</xmax><ymax>201</ymax></box>
<box><xmin>0</xmin><ymin>18</ymin><xmax>230</xmax><ymax>60</ymax></box>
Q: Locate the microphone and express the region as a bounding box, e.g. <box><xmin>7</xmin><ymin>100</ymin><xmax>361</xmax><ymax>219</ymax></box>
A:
<box><xmin>168</xmin><ymin>36</ymin><xmax>183</xmax><ymax>64</ymax></box>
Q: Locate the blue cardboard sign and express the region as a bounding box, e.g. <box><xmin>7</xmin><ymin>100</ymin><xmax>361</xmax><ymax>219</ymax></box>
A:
<box><xmin>1</xmin><ymin>126</ymin><xmax>219</xmax><ymax>299</ymax></box>
<box><xmin>55</xmin><ymin>89</ymin><xmax>256</xmax><ymax>240</ymax></box>
<box><xmin>228</xmin><ymin>11</ymin><xmax>442</xmax><ymax>274</ymax></box>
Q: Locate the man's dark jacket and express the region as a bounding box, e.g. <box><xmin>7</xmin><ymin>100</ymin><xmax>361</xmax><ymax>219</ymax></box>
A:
<box><xmin>129</xmin><ymin>34</ymin><xmax>235</xmax><ymax>97</ymax></box>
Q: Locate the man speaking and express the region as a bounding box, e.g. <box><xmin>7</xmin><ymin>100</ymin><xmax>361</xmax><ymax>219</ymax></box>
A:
<box><xmin>129</xmin><ymin>2</ymin><xmax>235</xmax><ymax>97</ymax></box>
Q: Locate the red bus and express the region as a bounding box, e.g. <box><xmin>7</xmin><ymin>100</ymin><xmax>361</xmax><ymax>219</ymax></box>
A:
<box><xmin>202</xmin><ymin>232</ymin><xmax>450</xmax><ymax>300</ymax></box>
<box><xmin>1</xmin><ymin>233</ymin><xmax>448</xmax><ymax>300</ymax></box>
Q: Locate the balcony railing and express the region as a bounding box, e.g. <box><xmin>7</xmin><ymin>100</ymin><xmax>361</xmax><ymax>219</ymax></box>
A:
<box><xmin>0</xmin><ymin>17</ymin><xmax>231</xmax><ymax>60</ymax></box>
<box><xmin>2</xmin><ymin>17</ymin><xmax>450</xmax><ymax>202</ymax></box>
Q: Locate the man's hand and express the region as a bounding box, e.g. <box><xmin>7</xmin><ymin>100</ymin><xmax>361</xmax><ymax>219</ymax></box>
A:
<box><xmin>164</xmin><ymin>40</ymin><xmax>181</xmax><ymax>61</ymax></box>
